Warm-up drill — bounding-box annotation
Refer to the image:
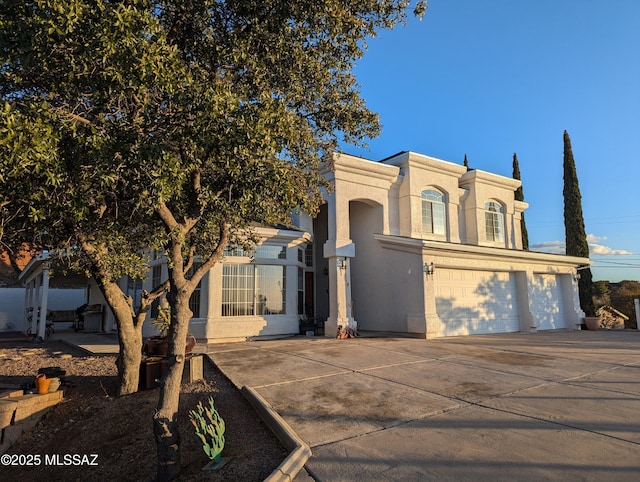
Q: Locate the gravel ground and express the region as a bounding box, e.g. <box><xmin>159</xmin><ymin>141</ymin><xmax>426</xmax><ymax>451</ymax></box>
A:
<box><xmin>0</xmin><ymin>334</ymin><xmax>287</xmax><ymax>481</ymax></box>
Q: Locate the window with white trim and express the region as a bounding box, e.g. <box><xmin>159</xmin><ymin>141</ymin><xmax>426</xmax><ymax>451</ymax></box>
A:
<box><xmin>222</xmin><ymin>264</ymin><xmax>286</xmax><ymax>316</ymax></box>
<box><xmin>224</xmin><ymin>244</ymin><xmax>286</xmax><ymax>260</ymax></box>
<box><xmin>189</xmin><ymin>273</ymin><xmax>202</xmax><ymax>318</ymax></box>
<box><xmin>127</xmin><ymin>276</ymin><xmax>143</xmax><ymax>312</ymax></box>
<box><xmin>150</xmin><ymin>265</ymin><xmax>162</xmax><ymax>319</ymax></box>
<box><xmin>222</xmin><ymin>265</ymin><xmax>254</xmax><ymax>316</ymax></box>
<box><xmin>485</xmin><ymin>201</ymin><xmax>504</xmax><ymax>242</ymax></box>
<box><xmin>421</xmin><ymin>189</ymin><xmax>446</xmax><ymax>235</ymax></box>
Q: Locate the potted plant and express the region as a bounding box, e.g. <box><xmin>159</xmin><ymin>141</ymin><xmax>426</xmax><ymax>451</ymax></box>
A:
<box><xmin>299</xmin><ymin>316</ymin><xmax>316</xmax><ymax>336</ymax></box>
<box><xmin>584</xmin><ymin>315</ymin><xmax>602</xmax><ymax>331</ymax></box>
<box><xmin>143</xmin><ymin>298</ymin><xmax>196</xmax><ymax>356</ymax></box>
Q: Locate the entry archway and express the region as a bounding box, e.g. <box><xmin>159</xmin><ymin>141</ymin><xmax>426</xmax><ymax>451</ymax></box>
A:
<box><xmin>349</xmin><ymin>199</ymin><xmax>386</xmax><ymax>331</ymax></box>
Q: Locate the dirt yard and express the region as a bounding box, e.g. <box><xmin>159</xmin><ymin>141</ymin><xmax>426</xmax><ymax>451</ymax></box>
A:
<box><xmin>0</xmin><ymin>334</ymin><xmax>287</xmax><ymax>480</ymax></box>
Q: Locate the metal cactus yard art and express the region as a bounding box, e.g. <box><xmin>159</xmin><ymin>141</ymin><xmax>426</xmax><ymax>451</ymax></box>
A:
<box><xmin>189</xmin><ymin>396</ymin><xmax>225</xmax><ymax>462</ymax></box>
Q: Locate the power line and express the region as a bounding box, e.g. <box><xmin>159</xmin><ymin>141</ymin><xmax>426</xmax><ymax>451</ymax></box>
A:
<box><xmin>591</xmin><ymin>260</ymin><xmax>640</xmax><ymax>267</ymax></box>
<box><xmin>528</xmin><ymin>214</ymin><xmax>640</xmax><ymax>228</ymax></box>
<box><xmin>592</xmin><ymin>266</ymin><xmax>640</xmax><ymax>269</ymax></box>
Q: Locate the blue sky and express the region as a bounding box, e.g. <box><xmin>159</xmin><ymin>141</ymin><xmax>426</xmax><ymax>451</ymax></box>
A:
<box><xmin>341</xmin><ymin>0</ymin><xmax>640</xmax><ymax>282</ymax></box>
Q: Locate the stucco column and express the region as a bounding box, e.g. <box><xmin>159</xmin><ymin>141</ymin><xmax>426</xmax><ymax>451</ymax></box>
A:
<box><xmin>31</xmin><ymin>276</ymin><xmax>41</xmax><ymax>334</ymax></box>
<box><xmin>22</xmin><ymin>282</ymin><xmax>29</xmax><ymax>333</ymax></box>
<box><xmin>24</xmin><ymin>280</ymin><xmax>34</xmax><ymax>333</ymax></box>
<box><xmin>407</xmin><ymin>260</ymin><xmax>441</xmax><ymax>338</ymax></box>
<box><xmin>37</xmin><ymin>263</ymin><xmax>51</xmax><ymax>340</ymax></box>
<box><xmin>324</xmin><ymin>242</ymin><xmax>356</xmax><ymax>337</ymax></box>
<box><xmin>322</xmin><ymin>188</ymin><xmax>357</xmax><ymax>336</ymax></box>
<box><xmin>516</xmin><ymin>271</ymin><xmax>535</xmax><ymax>332</ymax></box>
<box><xmin>424</xmin><ymin>263</ymin><xmax>442</xmax><ymax>338</ymax></box>
<box><xmin>447</xmin><ymin>199</ymin><xmax>461</xmax><ymax>243</ymax></box>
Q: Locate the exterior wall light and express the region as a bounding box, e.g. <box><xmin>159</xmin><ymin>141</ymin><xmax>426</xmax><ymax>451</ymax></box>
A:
<box><xmin>574</xmin><ymin>264</ymin><xmax>590</xmax><ymax>282</ymax></box>
<box><xmin>423</xmin><ymin>262</ymin><xmax>435</xmax><ymax>276</ymax></box>
<box><xmin>337</xmin><ymin>257</ymin><xmax>348</xmax><ymax>270</ymax></box>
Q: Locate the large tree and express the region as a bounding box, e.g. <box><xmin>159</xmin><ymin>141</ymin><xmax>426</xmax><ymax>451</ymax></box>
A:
<box><xmin>0</xmin><ymin>0</ymin><xmax>180</xmax><ymax>397</ymax></box>
<box><xmin>563</xmin><ymin>130</ymin><xmax>595</xmax><ymax>316</ymax></box>
<box><xmin>1</xmin><ymin>1</ymin><xmax>427</xmax><ymax>478</ymax></box>
<box><xmin>512</xmin><ymin>153</ymin><xmax>529</xmax><ymax>250</ymax></box>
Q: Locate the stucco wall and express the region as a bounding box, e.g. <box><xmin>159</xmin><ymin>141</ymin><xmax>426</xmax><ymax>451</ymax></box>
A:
<box><xmin>349</xmin><ymin>201</ymin><xmax>425</xmax><ymax>332</ymax></box>
<box><xmin>314</xmin><ymin>204</ymin><xmax>330</xmax><ymax>321</ymax></box>
<box><xmin>0</xmin><ymin>287</ymin><xmax>87</xmax><ymax>332</ymax></box>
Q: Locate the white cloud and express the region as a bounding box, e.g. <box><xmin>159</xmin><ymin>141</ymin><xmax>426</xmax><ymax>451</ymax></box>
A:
<box><xmin>531</xmin><ymin>234</ymin><xmax>633</xmax><ymax>256</ymax></box>
<box><xmin>530</xmin><ymin>240</ymin><xmax>565</xmax><ymax>254</ymax></box>
<box><xmin>589</xmin><ymin>244</ymin><xmax>633</xmax><ymax>256</ymax></box>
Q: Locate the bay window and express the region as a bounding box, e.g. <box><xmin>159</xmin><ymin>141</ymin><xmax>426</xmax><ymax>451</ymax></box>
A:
<box><xmin>222</xmin><ymin>247</ymin><xmax>287</xmax><ymax>316</ymax></box>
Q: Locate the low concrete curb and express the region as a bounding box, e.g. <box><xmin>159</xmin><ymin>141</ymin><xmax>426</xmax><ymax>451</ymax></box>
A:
<box><xmin>241</xmin><ymin>386</ymin><xmax>311</xmax><ymax>482</ymax></box>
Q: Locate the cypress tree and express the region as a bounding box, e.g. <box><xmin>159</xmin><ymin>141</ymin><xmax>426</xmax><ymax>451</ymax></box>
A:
<box><xmin>512</xmin><ymin>153</ymin><xmax>529</xmax><ymax>250</ymax></box>
<box><xmin>563</xmin><ymin>130</ymin><xmax>596</xmax><ymax>316</ymax></box>
<box><xmin>463</xmin><ymin>153</ymin><xmax>469</xmax><ymax>170</ymax></box>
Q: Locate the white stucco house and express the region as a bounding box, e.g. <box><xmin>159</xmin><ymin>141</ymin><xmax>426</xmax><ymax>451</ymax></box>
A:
<box><xmin>17</xmin><ymin>151</ymin><xmax>589</xmax><ymax>341</ymax></box>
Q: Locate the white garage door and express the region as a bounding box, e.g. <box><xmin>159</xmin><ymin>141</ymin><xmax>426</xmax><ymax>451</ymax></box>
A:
<box><xmin>435</xmin><ymin>269</ymin><xmax>519</xmax><ymax>337</ymax></box>
<box><xmin>530</xmin><ymin>274</ymin><xmax>566</xmax><ymax>330</ymax></box>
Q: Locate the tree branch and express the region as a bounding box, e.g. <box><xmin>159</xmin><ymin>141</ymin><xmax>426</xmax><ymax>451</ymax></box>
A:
<box><xmin>156</xmin><ymin>202</ymin><xmax>181</xmax><ymax>232</ymax></box>
<box><xmin>188</xmin><ymin>218</ymin><xmax>229</xmax><ymax>292</ymax></box>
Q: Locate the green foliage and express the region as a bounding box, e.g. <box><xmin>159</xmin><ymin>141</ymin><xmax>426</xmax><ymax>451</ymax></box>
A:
<box><xmin>189</xmin><ymin>397</ymin><xmax>225</xmax><ymax>462</ymax></box>
<box><xmin>152</xmin><ymin>297</ymin><xmax>171</xmax><ymax>336</ymax></box>
<box><xmin>563</xmin><ymin>131</ymin><xmax>588</xmax><ymax>258</ymax></box>
<box><xmin>609</xmin><ymin>280</ymin><xmax>640</xmax><ymax>329</ymax></box>
<box><xmin>562</xmin><ymin>130</ymin><xmax>595</xmax><ymax>316</ymax></box>
<box><xmin>1</xmin><ymin>0</ymin><xmax>432</xmax><ymax>312</ymax></box>
<box><xmin>1</xmin><ymin>0</ymin><xmax>427</xmax><ymax>272</ymax></box>
<box><xmin>512</xmin><ymin>153</ymin><xmax>529</xmax><ymax>250</ymax></box>
<box><xmin>593</xmin><ymin>280</ymin><xmax>611</xmax><ymax>308</ymax></box>
<box><xmin>1</xmin><ymin>1</ymin><xmax>428</xmax><ymax>473</ymax></box>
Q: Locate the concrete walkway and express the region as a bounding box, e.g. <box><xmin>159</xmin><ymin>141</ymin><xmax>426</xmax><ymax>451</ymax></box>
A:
<box><xmin>53</xmin><ymin>329</ymin><xmax>640</xmax><ymax>480</ymax></box>
<box><xmin>203</xmin><ymin>330</ymin><xmax>640</xmax><ymax>481</ymax></box>
<box><xmin>52</xmin><ymin>330</ymin><xmax>119</xmax><ymax>355</ymax></box>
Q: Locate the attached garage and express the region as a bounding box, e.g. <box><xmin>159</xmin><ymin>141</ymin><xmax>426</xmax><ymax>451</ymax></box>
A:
<box><xmin>434</xmin><ymin>269</ymin><xmax>520</xmax><ymax>337</ymax></box>
<box><xmin>529</xmin><ymin>274</ymin><xmax>566</xmax><ymax>330</ymax></box>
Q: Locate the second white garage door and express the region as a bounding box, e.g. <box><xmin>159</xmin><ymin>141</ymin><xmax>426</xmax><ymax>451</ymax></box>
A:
<box><xmin>435</xmin><ymin>269</ymin><xmax>520</xmax><ymax>337</ymax></box>
<box><xmin>530</xmin><ymin>274</ymin><xmax>566</xmax><ymax>330</ymax></box>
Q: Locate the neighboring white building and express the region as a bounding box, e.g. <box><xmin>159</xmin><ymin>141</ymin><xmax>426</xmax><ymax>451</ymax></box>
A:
<box><xmin>15</xmin><ymin>151</ymin><xmax>589</xmax><ymax>341</ymax></box>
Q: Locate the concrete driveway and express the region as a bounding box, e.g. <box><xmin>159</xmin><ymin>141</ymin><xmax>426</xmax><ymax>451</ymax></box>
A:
<box><xmin>205</xmin><ymin>330</ymin><xmax>640</xmax><ymax>481</ymax></box>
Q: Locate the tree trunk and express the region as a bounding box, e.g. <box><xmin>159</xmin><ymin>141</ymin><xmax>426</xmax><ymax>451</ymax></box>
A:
<box><xmin>154</xmin><ymin>289</ymin><xmax>191</xmax><ymax>481</ymax></box>
<box><xmin>78</xmin><ymin>238</ymin><xmax>147</xmax><ymax>396</ymax></box>
<box><xmin>94</xmin><ymin>276</ymin><xmax>144</xmax><ymax>396</ymax></box>
<box><xmin>116</xmin><ymin>321</ymin><xmax>143</xmax><ymax>396</ymax></box>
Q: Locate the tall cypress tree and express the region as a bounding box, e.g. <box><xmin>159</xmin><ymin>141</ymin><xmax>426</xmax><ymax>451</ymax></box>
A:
<box><xmin>463</xmin><ymin>153</ymin><xmax>469</xmax><ymax>170</ymax></box>
<box><xmin>563</xmin><ymin>130</ymin><xmax>596</xmax><ymax>316</ymax></box>
<box><xmin>512</xmin><ymin>153</ymin><xmax>529</xmax><ymax>250</ymax></box>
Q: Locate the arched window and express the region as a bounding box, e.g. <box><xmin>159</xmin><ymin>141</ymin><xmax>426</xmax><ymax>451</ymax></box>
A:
<box><xmin>422</xmin><ymin>189</ymin><xmax>445</xmax><ymax>235</ymax></box>
<box><xmin>485</xmin><ymin>201</ymin><xmax>504</xmax><ymax>242</ymax></box>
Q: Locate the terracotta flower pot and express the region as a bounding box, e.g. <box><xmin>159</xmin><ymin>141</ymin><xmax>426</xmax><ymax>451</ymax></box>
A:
<box><xmin>584</xmin><ymin>316</ymin><xmax>601</xmax><ymax>331</ymax></box>
<box><xmin>185</xmin><ymin>334</ymin><xmax>196</xmax><ymax>352</ymax></box>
